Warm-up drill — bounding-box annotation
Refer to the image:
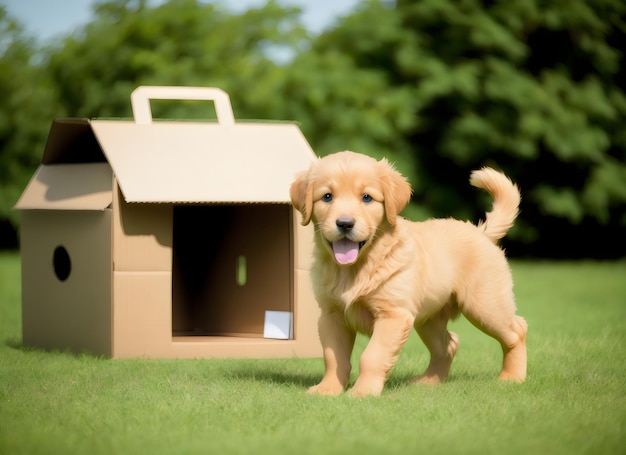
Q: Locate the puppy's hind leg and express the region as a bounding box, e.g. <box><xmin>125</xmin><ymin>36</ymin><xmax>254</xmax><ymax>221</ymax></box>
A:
<box><xmin>463</xmin><ymin>294</ymin><xmax>527</xmax><ymax>383</ymax></box>
<box><xmin>411</xmin><ymin>309</ymin><xmax>459</xmax><ymax>385</ymax></box>
<box><xmin>498</xmin><ymin>315</ymin><xmax>527</xmax><ymax>382</ymax></box>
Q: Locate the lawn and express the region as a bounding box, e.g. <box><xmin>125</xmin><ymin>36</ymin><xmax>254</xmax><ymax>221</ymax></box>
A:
<box><xmin>1</xmin><ymin>252</ymin><xmax>624</xmax><ymax>454</ymax></box>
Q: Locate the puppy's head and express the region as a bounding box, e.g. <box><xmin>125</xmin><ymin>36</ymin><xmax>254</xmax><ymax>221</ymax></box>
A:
<box><xmin>290</xmin><ymin>151</ymin><xmax>412</xmax><ymax>265</ymax></box>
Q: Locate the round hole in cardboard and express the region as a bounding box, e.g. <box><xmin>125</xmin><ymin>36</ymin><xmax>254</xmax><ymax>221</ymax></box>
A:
<box><xmin>53</xmin><ymin>245</ymin><xmax>71</xmax><ymax>282</ymax></box>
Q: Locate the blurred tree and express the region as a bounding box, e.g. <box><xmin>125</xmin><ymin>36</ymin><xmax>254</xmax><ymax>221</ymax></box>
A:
<box><xmin>2</xmin><ymin>0</ymin><xmax>624</xmax><ymax>258</ymax></box>
<box><xmin>301</xmin><ymin>0</ymin><xmax>626</xmax><ymax>258</ymax></box>
<box><xmin>1</xmin><ymin>0</ymin><xmax>306</xmax><ymax>247</ymax></box>
<box><xmin>0</xmin><ymin>7</ymin><xmax>60</xmax><ymax>247</ymax></box>
<box><xmin>45</xmin><ymin>0</ymin><xmax>307</xmax><ymax>120</ymax></box>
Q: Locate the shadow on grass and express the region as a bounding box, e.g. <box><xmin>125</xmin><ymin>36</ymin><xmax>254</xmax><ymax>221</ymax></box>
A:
<box><xmin>4</xmin><ymin>337</ymin><xmax>47</xmax><ymax>354</ymax></box>
<box><xmin>384</xmin><ymin>369</ymin><xmax>500</xmax><ymax>392</ymax></box>
<box><xmin>223</xmin><ymin>362</ymin><xmax>321</xmax><ymax>389</ymax></box>
<box><xmin>222</xmin><ymin>359</ymin><xmax>503</xmax><ymax>393</ymax></box>
<box><xmin>5</xmin><ymin>337</ymin><xmax>23</xmax><ymax>350</ymax></box>
<box><xmin>4</xmin><ymin>336</ymin><xmax>107</xmax><ymax>359</ymax></box>
<box><xmin>222</xmin><ymin>361</ymin><xmax>502</xmax><ymax>394</ymax></box>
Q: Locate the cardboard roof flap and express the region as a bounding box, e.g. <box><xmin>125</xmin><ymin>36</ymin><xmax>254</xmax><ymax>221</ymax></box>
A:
<box><xmin>16</xmin><ymin>86</ymin><xmax>318</xmax><ymax>209</ymax></box>
<box><xmin>15</xmin><ymin>163</ymin><xmax>113</xmax><ymax>211</ymax></box>
<box><xmin>91</xmin><ymin>120</ymin><xmax>315</xmax><ymax>204</ymax></box>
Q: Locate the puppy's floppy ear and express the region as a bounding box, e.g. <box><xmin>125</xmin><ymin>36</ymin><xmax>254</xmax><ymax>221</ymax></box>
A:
<box><xmin>379</xmin><ymin>158</ymin><xmax>412</xmax><ymax>225</ymax></box>
<box><xmin>290</xmin><ymin>170</ymin><xmax>314</xmax><ymax>226</ymax></box>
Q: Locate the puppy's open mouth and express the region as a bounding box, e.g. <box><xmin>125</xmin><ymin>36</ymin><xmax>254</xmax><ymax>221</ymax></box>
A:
<box><xmin>331</xmin><ymin>238</ymin><xmax>366</xmax><ymax>265</ymax></box>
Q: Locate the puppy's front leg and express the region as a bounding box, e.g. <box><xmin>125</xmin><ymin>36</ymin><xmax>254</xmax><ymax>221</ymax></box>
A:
<box><xmin>349</xmin><ymin>311</ymin><xmax>413</xmax><ymax>397</ymax></box>
<box><xmin>308</xmin><ymin>310</ymin><xmax>356</xmax><ymax>396</ymax></box>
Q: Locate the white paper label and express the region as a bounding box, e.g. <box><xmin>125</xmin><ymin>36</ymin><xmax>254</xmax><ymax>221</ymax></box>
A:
<box><xmin>263</xmin><ymin>311</ymin><xmax>293</xmax><ymax>339</ymax></box>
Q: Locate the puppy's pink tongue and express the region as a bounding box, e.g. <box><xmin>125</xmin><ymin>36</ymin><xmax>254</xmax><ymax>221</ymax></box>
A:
<box><xmin>332</xmin><ymin>238</ymin><xmax>359</xmax><ymax>265</ymax></box>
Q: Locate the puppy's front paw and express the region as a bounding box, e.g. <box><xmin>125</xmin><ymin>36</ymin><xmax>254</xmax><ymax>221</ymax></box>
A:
<box><xmin>348</xmin><ymin>378</ymin><xmax>384</xmax><ymax>397</ymax></box>
<box><xmin>307</xmin><ymin>381</ymin><xmax>344</xmax><ymax>396</ymax></box>
<box><xmin>498</xmin><ymin>371</ymin><xmax>525</xmax><ymax>383</ymax></box>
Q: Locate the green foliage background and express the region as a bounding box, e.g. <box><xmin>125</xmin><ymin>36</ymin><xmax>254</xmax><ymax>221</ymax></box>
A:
<box><xmin>1</xmin><ymin>0</ymin><xmax>625</xmax><ymax>257</ymax></box>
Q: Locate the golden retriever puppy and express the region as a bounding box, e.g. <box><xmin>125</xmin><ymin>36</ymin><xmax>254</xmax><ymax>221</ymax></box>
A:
<box><xmin>290</xmin><ymin>151</ymin><xmax>527</xmax><ymax>397</ymax></box>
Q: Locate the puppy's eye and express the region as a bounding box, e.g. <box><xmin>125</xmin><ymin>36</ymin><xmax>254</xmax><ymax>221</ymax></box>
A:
<box><xmin>362</xmin><ymin>194</ymin><xmax>373</xmax><ymax>203</ymax></box>
<box><xmin>322</xmin><ymin>193</ymin><xmax>333</xmax><ymax>203</ymax></box>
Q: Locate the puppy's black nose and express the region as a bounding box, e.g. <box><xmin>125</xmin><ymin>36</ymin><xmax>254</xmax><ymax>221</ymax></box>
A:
<box><xmin>336</xmin><ymin>217</ymin><xmax>356</xmax><ymax>232</ymax></box>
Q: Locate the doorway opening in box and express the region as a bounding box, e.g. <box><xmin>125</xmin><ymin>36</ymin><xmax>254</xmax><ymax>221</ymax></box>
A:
<box><xmin>171</xmin><ymin>204</ymin><xmax>294</xmax><ymax>341</ymax></box>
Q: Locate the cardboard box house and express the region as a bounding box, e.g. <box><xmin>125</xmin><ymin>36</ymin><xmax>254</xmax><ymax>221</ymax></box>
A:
<box><xmin>15</xmin><ymin>86</ymin><xmax>320</xmax><ymax>358</ymax></box>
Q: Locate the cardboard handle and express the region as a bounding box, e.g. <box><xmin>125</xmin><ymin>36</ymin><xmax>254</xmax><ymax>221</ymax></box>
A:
<box><xmin>131</xmin><ymin>86</ymin><xmax>235</xmax><ymax>126</ymax></box>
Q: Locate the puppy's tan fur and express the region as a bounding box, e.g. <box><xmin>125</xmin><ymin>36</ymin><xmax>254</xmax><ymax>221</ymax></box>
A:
<box><xmin>290</xmin><ymin>151</ymin><xmax>527</xmax><ymax>397</ymax></box>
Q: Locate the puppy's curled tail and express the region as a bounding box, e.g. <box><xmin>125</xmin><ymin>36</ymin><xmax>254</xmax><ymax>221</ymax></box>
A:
<box><xmin>470</xmin><ymin>167</ymin><xmax>520</xmax><ymax>244</ymax></box>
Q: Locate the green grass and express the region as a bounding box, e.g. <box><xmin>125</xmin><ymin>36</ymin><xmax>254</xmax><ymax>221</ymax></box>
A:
<box><xmin>1</xmin><ymin>253</ymin><xmax>625</xmax><ymax>454</ymax></box>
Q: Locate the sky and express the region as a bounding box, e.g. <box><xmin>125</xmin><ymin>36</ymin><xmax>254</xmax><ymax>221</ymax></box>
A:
<box><xmin>3</xmin><ymin>0</ymin><xmax>364</xmax><ymax>41</ymax></box>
